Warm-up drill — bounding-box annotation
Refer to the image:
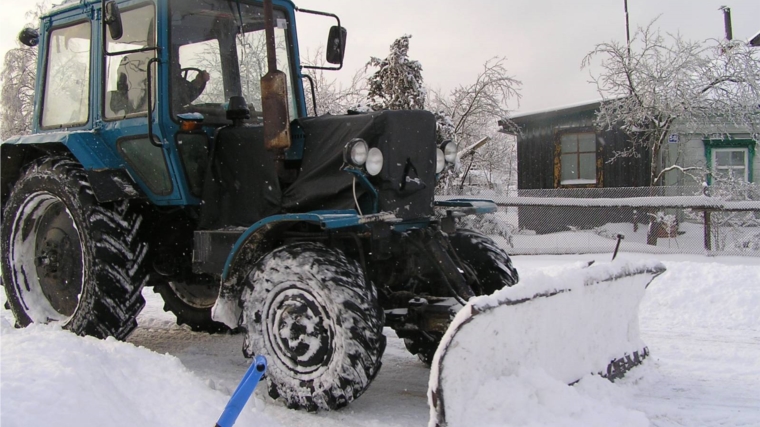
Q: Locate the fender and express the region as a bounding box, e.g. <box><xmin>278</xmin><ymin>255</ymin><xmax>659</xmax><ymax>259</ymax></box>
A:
<box><xmin>1</xmin><ymin>132</ymin><xmax>141</xmax><ymax>204</ymax></box>
<box><xmin>3</xmin><ymin>131</ymin><xmax>125</xmax><ymax>170</ymax></box>
<box><xmin>211</xmin><ymin>210</ymin><xmax>397</xmax><ymax>328</ymax></box>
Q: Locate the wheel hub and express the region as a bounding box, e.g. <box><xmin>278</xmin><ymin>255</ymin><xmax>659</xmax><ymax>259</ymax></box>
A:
<box><xmin>266</xmin><ymin>286</ymin><xmax>333</xmax><ymax>375</ymax></box>
<box><xmin>13</xmin><ymin>193</ymin><xmax>84</xmax><ymax>321</ymax></box>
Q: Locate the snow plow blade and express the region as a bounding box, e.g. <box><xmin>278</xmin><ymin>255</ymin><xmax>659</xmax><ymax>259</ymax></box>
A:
<box><xmin>428</xmin><ymin>260</ymin><xmax>666</xmax><ymax>427</ymax></box>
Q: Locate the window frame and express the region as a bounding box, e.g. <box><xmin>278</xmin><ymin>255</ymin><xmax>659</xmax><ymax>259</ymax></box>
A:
<box><xmin>101</xmin><ymin>1</ymin><xmax>157</xmax><ymax>122</ymax></box>
<box><xmin>704</xmin><ymin>138</ymin><xmax>755</xmax><ymax>184</ymax></box>
<box><xmin>167</xmin><ymin>0</ymin><xmax>302</xmax><ymax>124</ymax></box>
<box><xmin>116</xmin><ymin>134</ymin><xmax>174</xmax><ymax>195</ymax></box>
<box><xmin>39</xmin><ymin>19</ymin><xmax>93</xmax><ymax>130</ymax></box>
<box><xmin>554</xmin><ymin>128</ymin><xmax>601</xmax><ymax>188</ymax></box>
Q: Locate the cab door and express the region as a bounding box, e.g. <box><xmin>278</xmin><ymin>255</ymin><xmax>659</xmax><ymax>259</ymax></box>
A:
<box><xmin>98</xmin><ymin>1</ymin><xmax>178</xmax><ymax>203</ymax></box>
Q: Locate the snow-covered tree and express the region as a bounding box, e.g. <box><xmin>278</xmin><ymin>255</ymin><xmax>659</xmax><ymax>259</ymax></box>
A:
<box><xmin>429</xmin><ymin>57</ymin><xmax>521</xmax><ymax>194</ymax></box>
<box><xmin>1</xmin><ymin>42</ymin><xmax>37</xmax><ymax>140</ymax></box>
<box><xmin>364</xmin><ymin>35</ymin><xmax>458</xmax><ymax>159</ymax></box>
<box><xmin>432</xmin><ymin>57</ymin><xmax>521</xmax><ymax>147</ymax></box>
<box><xmin>582</xmin><ymin>20</ymin><xmax>760</xmax><ymax>185</ymax></box>
<box><xmin>365</xmin><ymin>35</ymin><xmax>426</xmax><ymax>111</ymax></box>
<box><xmin>1</xmin><ymin>2</ymin><xmax>50</xmax><ymax>140</ymax></box>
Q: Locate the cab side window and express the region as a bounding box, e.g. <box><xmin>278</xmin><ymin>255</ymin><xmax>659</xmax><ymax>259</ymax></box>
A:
<box><xmin>104</xmin><ymin>4</ymin><xmax>156</xmax><ymax>119</ymax></box>
<box><xmin>41</xmin><ymin>21</ymin><xmax>91</xmax><ymax>128</ymax></box>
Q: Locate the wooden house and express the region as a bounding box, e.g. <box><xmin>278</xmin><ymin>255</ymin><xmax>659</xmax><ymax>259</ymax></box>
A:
<box><xmin>500</xmin><ymin>101</ymin><xmax>651</xmax><ymax>233</ymax></box>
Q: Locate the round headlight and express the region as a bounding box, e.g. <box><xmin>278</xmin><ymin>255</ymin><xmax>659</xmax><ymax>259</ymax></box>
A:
<box><xmin>366</xmin><ymin>148</ymin><xmax>384</xmax><ymax>176</ymax></box>
<box><xmin>344</xmin><ymin>138</ymin><xmax>368</xmax><ymax>166</ymax></box>
<box><xmin>436</xmin><ymin>148</ymin><xmax>446</xmax><ymax>173</ymax></box>
<box><xmin>441</xmin><ymin>140</ymin><xmax>457</xmax><ymax>163</ymax></box>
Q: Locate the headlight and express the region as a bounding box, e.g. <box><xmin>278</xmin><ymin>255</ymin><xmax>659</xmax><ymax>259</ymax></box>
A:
<box><xmin>344</xmin><ymin>138</ymin><xmax>368</xmax><ymax>166</ymax></box>
<box><xmin>366</xmin><ymin>147</ymin><xmax>384</xmax><ymax>176</ymax></box>
<box><xmin>436</xmin><ymin>148</ymin><xmax>445</xmax><ymax>173</ymax></box>
<box><xmin>441</xmin><ymin>140</ymin><xmax>457</xmax><ymax>163</ymax></box>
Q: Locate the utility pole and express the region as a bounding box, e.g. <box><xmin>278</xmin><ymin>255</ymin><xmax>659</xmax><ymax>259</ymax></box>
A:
<box><xmin>624</xmin><ymin>0</ymin><xmax>631</xmax><ymax>57</ymax></box>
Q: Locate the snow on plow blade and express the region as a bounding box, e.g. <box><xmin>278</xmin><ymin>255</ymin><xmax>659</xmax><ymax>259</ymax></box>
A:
<box><xmin>427</xmin><ymin>260</ymin><xmax>666</xmax><ymax>427</ymax></box>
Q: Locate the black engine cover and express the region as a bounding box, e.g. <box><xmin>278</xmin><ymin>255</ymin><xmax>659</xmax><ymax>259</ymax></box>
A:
<box><xmin>283</xmin><ymin>110</ymin><xmax>436</xmax><ymax>220</ymax></box>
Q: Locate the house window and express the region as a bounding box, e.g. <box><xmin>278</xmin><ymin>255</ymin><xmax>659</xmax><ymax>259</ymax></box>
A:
<box><xmin>713</xmin><ymin>148</ymin><xmax>748</xmax><ymax>181</ymax></box>
<box><xmin>560</xmin><ymin>132</ymin><xmax>597</xmax><ymax>185</ymax></box>
<box><xmin>704</xmin><ymin>139</ymin><xmax>755</xmax><ymax>184</ymax></box>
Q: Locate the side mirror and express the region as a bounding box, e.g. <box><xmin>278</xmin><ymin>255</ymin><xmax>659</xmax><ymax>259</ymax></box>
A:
<box><xmin>18</xmin><ymin>28</ymin><xmax>39</xmax><ymax>47</ymax></box>
<box><xmin>104</xmin><ymin>1</ymin><xmax>124</xmax><ymax>40</ymax></box>
<box><xmin>325</xmin><ymin>26</ymin><xmax>347</xmax><ymax>65</ymax></box>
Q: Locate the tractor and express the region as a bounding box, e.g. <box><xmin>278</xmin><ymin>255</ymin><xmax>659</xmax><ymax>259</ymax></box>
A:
<box><xmin>1</xmin><ymin>0</ymin><xmax>518</xmax><ymax>411</ymax></box>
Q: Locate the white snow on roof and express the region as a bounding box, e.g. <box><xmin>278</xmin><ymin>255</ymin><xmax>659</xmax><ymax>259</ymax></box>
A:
<box><xmin>50</xmin><ymin>0</ymin><xmax>83</xmax><ymax>13</ymax></box>
<box><xmin>509</xmin><ymin>99</ymin><xmax>602</xmax><ymax>120</ymax></box>
<box><xmin>750</xmin><ymin>29</ymin><xmax>760</xmax><ymax>46</ymax></box>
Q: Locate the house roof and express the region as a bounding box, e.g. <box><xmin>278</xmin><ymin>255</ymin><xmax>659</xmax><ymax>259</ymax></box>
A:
<box><xmin>750</xmin><ymin>30</ymin><xmax>760</xmax><ymax>47</ymax></box>
<box><xmin>499</xmin><ymin>100</ymin><xmax>601</xmax><ymax>134</ymax></box>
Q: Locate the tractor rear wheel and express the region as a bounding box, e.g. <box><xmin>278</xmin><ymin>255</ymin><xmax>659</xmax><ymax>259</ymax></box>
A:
<box><xmin>240</xmin><ymin>242</ymin><xmax>386</xmax><ymax>411</ymax></box>
<box><xmin>1</xmin><ymin>156</ymin><xmax>149</xmax><ymax>339</ymax></box>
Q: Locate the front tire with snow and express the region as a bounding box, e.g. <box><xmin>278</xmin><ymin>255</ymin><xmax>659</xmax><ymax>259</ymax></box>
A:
<box><xmin>404</xmin><ymin>229</ymin><xmax>519</xmax><ymax>365</ymax></box>
<box><xmin>1</xmin><ymin>156</ymin><xmax>149</xmax><ymax>339</ymax></box>
<box><xmin>240</xmin><ymin>242</ymin><xmax>386</xmax><ymax>411</ymax></box>
<box><xmin>448</xmin><ymin>228</ymin><xmax>519</xmax><ymax>294</ymax></box>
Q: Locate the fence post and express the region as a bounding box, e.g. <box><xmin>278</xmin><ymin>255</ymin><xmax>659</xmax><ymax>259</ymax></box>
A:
<box><xmin>703</xmin><ymin>210</ymin><xmax>712</xmax><ymax>251</ymax></box>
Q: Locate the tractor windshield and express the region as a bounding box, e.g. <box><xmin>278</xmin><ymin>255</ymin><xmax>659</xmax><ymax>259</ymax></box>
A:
<box><xmin>170</xmin><ymin>0</ymin><xmax>297</xmax><ymax>124</ymax></box>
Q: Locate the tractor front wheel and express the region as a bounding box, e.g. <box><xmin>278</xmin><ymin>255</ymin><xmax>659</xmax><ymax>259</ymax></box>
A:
<box><xmin>240</xmin><ymin>242</ymin><xmax>386</xmax><ymax>411</ymax></box>
<box><xmin>404</xmin><ymin>229</ymin><xmax>519</xmax><ymax>365</ymax></box>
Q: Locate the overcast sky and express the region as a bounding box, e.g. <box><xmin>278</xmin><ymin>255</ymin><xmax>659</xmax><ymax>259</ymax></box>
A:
<box><xmin>1</xmin><ymin>0</ymin><xmax>758</xmax><ymax>115</ymax></box>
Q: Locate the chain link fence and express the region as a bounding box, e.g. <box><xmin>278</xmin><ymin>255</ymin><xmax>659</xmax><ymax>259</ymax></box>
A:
<box><xmin>448</xmin><ymin>185</ymin><xmax>760</xmax><ymax>257</ymax></box>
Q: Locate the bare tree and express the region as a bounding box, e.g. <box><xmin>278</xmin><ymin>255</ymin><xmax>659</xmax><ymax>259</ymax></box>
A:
<box><xmin>301</xmin><ymin>48</ymin><xmax>367</xmax><ymax>116</ymax></box>
<box><xmin>433</xmin><ymin>57</ymin><xmax>521</xmax><ymax>145</ymax></box>
<box><xmin>582</xmin><ymin>21</ymin><xmax>760</xmax><ymax>185</ymax></box>
<box><xmin>429</xmin><ymin>57</ymin><xmax>521</xmax><ymax>194</ymax></box>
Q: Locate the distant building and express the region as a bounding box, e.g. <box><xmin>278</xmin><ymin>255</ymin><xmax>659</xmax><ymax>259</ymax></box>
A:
<box><xmin>500</xmin><ymin>100</ymin><xmax>650</xmax><ymax>192</ymax></box>
<box><xmin>499</xmin><ymin>101</ymin><xmax>650</xmax><ymax>233</ymax></box>
<box><xmin>661</xmin><ymin>122</ymin><xmax>757</xmax><ymax>188</ymax></box>
<box><xmin>500</xmin><ymin>100</ymin><xmax>758</xmax><ymax>233</ymax></box>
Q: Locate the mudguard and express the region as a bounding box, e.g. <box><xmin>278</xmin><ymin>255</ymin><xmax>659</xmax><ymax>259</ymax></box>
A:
<box><xmin>1</xmin><ymin>133</ymin><xmax>140</xmax><ymax>204</ymax></box>
<box><xmin>428</xmin><ymin>260</ymin><xmax>666</xmax><ymax>427</ymax></box>
<box><xmin>211</xmin><ymin>211</ymin><xmax>397</xmax><ymax>328</ymax></box>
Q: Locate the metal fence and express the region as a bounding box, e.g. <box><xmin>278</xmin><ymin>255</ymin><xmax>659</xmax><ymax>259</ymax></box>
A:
<box><xmin>448</xmin><ymin>185</ymin><xmax>760</xmax><ymax>257</ymax></box>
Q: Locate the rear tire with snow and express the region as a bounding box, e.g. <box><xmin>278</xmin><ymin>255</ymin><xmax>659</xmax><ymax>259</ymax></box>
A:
<box><xmin>240</xmin><ymin>242</ymin><xmax>386</xmax><ymax>411</ymax></box>
<box><xmin>1</xmin><ymin>156</ymin><xmax>149</xmax><ymax>339</ymax></box>
<box><xmin>404</xmin><ymin>229</ymin><xmax>519</xmax><ymax>365</ymax></box>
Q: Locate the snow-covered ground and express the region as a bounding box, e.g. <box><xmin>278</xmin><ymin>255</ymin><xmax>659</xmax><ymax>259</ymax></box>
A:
<box><xmin>1</xmin><ymin>252</ymin><xmax>759</xmax><ymax>427</ymax></box>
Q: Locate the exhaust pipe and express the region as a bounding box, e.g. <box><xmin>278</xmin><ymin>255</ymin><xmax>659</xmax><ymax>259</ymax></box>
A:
<box><xmin>261</xmin><ymin>0</ymin><xmax>291</xmax><ymax>175</ymax></box>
